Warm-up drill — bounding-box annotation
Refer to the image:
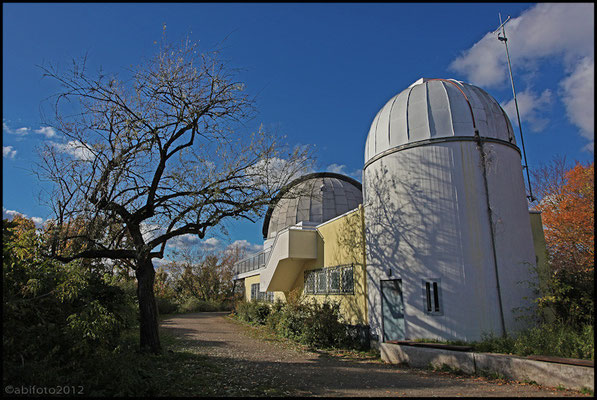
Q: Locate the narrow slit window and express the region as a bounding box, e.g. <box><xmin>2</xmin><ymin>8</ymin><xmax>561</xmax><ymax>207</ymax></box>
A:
<box><xmin>425</xmin><ymin>282</ymin><xmax>432</xmax><ymax>312</ymax></box>
<box><xmin>433</xmin><ymin>282</ymin><xmax>440</xmax><ymax>312</ymax></box>
<box><xmin>423</xmin><ymin>279</ymin><xmax>442</xmax><ymax>315</ymax></box>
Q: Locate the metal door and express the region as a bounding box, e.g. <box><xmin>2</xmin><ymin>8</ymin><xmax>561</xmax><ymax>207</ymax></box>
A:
<box><xmin>381</xmin><ymin>279</ymin><xmax>406</xmax><ymax>341</ymax></box>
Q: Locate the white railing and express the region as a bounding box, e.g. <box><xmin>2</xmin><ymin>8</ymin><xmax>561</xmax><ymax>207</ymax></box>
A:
<box><xmin>234</xmin><ymin>248</ymin><xmax>271</xmax><ymax>276</ymax></box>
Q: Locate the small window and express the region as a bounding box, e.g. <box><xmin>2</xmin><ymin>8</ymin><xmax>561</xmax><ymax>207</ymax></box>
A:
<box><xmin>433</xmin><ymin>282</ymin><xmax>440</xmax><ymax>312</ymax></box>
<box><xmin>304</xmin><ymin>270</ymin><xmax>315</xmax><ymax>294</ymax></box>
<box><xmin>316</xmin><ymin>269</ymin><xmax>327</xmax><ymax>294</ymax></box>
<box><xmin>425</xmin><ymin>282</ymin><xmax>432</xmax><ymax>312</ymax></box>
<box><xmin>341</xmin><ymin>265</ymin><xmax>354</xmax><ymax>294</ymax></box>
<box><xmin>251</xmin><ymin>283</ymin><xmax>259</xmax><ymax>301</ymax></box>
<box><xmin>423</xmin><ymin>279</ymin><xmax>442</xmax><ymax>315</ymax></box>
<box><xmin>328</xmin><ymin>268</ymin><xmax>341</xmax><ymax>293</ymax></box>
<box><xmin>251</xmin><ymin>283</ymin><xmax>274</xmax><ymax>302</ymax></box>
<box><xmin>303</xmin><ymin>265</ymin><xmax>356</xmax><ymax>295</ymax></box>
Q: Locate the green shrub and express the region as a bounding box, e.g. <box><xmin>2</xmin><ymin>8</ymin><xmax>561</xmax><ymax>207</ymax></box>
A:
<box><xmin>470</xmin><ymin>322</ymin><xmax>594</xmax><ymax>360</ymax></box>
<box><xmin>275</xmin><ymin>303</ymin><xmax>309</xmax><ymax>341</ymax></box>
<box><xmin>178</xmin><ymin>297</ymin><xmax>231</xmax><ymax>313</ymax></box>
<box><xmin>512</xmin><ymin>323</ymin><xmax>593</xmax><ymax>360</ymax></box>
<box><xmin>246</xmin><ymin>297</ymin><xmax>369</xmax><ymax>350</ymax></box>
<box><xmin>156</xmin><ymin>296</ymin><xmax>178</xmax><ymax>315</ymax></box>
<box><xmin>234</xmin><ymin>300</ymin><xmax>271</xmax><ymax>325</ymax></box>
<box><xmin>537</xmin><ymin>267</ymin><xmax>594</xmax><ymax>329</ymax></box>
<box><xmin>473</xmin><ymin>333</ymin><xmax>517</xmax><ymax>354</ymax></box>
<box><xmin>2</xmin><ymin>218</ymin><xmax>138</xmax><ymax>388</ymax></box>
<box><xmin>299</xmin><ymin>300</ymin><xmax>346</xmax><ymax>348</ymax></box>
<box><xmin>265</xmin><ymin>300</ymin><xmax>287</xmax><ymax>330</ymax></box>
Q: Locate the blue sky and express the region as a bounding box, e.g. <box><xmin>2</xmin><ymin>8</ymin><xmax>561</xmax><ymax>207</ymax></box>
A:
<box><xmin>3</xmin><ymin>3</ymin><xmax>594</xmax><ymax>262</ymax></box>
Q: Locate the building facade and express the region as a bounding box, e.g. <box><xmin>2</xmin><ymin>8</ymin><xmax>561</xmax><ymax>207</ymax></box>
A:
<box><xmin>233</xmin><ymin>78</ymin><xmax>548</xmax><ymax>347</ymax></box>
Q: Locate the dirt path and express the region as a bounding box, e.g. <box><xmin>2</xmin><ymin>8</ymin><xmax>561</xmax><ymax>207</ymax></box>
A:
<box><xmin>160</xmin><ymin>312</ymin><xmax>584</xmax><ymax>397</ymax></box>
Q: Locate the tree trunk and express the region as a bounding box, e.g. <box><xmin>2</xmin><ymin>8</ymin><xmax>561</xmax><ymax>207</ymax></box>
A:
<box><xmin>136</xmin><ymin>257</ymin><xmax>161</xmax><ymax>354</ymax></box>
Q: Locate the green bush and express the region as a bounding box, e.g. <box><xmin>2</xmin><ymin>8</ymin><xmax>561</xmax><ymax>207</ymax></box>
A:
<box><xmin>511</xmin><ymin>323</ymin><xmax>593</xmax><ymax>360</ymax></box>
<box><xmin>537</xmin><ymin>267</ymin><xmax>594</xmax><ymax>329</ymax></box>
<box><xmin>470</xmin><ymin>322</ymin><xmax>594</xmax><ymax>360</ymax></box>
<box><xmin>177</xmin><ymin>297</ymin><xmax>230</xmax><ymax>313</ymax></box>
<box><xmin>156</xmin><ymin>296</ymin><xmax>178</xmax><ymax>315</ymax></box>
<box><xmin>273</xmin><ymin>303</ymin><xmax>309</xmax><ymax>341</ymax></box>
<box><xmin>3</xmin><ymin>218</ymin><xmax>138</xmax><ymax>388</ymax></box>
<box><xmin>299</xmin><ymin>300</ymin><xmax>346</xmax><ymax>348</ymax></box>
<box><xmin>235</xmin><ymin>300</ymin><xmax>271</xmax><ymax>325</ymax></box>
<box><xmin>238</xmin><ymin>297</ymin><xmax>369</xmax><ymax>350</ymax></box>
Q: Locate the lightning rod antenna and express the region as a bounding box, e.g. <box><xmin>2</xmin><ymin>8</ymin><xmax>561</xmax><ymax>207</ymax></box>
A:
<box><xmin>495</xmin><ymin>13</ymin><xmax>535</xmax><ymax>202</ymax></box>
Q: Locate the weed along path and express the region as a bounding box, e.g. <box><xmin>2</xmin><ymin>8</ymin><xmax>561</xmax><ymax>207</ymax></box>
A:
<box><xmin>159</xmin><ymin>312</ymin><xmax>585</xmax><ymax>397</ymax></box>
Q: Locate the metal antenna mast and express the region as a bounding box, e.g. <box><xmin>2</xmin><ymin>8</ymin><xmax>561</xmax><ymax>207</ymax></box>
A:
<box><xmin>494</xmin><ymin>13</ymin><xmax>535</xmax><ymax>202</ymax></box>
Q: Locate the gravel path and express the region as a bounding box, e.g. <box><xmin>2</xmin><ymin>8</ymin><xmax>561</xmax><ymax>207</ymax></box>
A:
<box><xmin>160</xmin><ymin>312</ymin><xmax>585</xmax><ymax>397</ymax></box>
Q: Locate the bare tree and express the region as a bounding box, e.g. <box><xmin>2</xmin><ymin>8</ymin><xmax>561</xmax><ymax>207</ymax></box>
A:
<box><xmin>530</xmin><ymin>155</ymin><xmax>570</xmax><ymax>208</ymax></box>
<box><xmin>37</xmin><ymin>35</ymin><xmax>311</xmax><ymax>353</ymax></box>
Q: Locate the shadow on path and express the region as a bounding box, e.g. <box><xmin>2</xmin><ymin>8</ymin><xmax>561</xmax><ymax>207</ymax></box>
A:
<box><xmin>160</xmin><ymin>312</ymin><xmax>583</xmax><ymax>397</ymax></box>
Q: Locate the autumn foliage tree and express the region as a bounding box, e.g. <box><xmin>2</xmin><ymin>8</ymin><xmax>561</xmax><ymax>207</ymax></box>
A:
<box><xmin>535</xmin><ymin>160</ymin><xmax>594</xmax><ymax>273</ymax></box>
<box><xmin>532</xmin><ymin>158</ymin><xmax>594</xmax><ymax>327</ymax></box>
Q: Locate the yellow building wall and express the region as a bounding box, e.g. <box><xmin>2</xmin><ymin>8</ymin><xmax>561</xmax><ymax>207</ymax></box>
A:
<box><xmin>529</xmin><ymin>211</ymin><xmax>549</xmax><ymax>294</ymax></box>
<box><xmin>242</xmin><ymin>206</ymin><xmax>368</xmax><ymax>325</ymax></box>
<box><xmin>529</xmin><ymin>210</ymin><xmax>556</xmax><ymax>323</ymax></box>
<box><xmin>243</xmin><ymin>273</ymin><xmax>286</xmax><ymax>302</ymax></box>
<box><xmin>290</xmin><ymin>206</ymin><xmax>368</xmax><ymax>325</ymax></box>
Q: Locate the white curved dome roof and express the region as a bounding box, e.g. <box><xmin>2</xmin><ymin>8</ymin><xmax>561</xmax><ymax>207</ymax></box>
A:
<box><xmin>263</xmin><ymin>172</ymin><xmax>362</xmax><ymax>239</ymax></box>
<box><xmin>364</xmin><ymin>78</ymin><xmax>515</xmax><ymax>164</ymax></box>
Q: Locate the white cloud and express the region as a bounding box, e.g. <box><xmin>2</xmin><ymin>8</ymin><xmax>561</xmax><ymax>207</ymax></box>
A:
<box><xmin>326</xmin><ymin>163</ymin><xmax>362</xmax><ymax>181</ymax></box>
<box><xmin>52</xmin><ymin>140</ymin><xmax>95</xmax><ymax>161</ymax></box>
<box><xmin>559</xmin><ymin>57</ymin><xmax>594</xmax><ymax>144</ymax></box>
<box><xmin>167</xmin><ymin>233</ymin><xmax>204</xmax><ymax>250</ymax></box>
<box><xmin>31</xmin><ymin>217</ymin><xmax>44</xmax><ymax>226</ymax></box>
<box><xmin>203</xmin><ymin>237</ymin><xmax>220</xmax><ymax>247</ymax></box>
<box><xmin>152</xmin><ymin>257</ymin><xmax>173</xmax><ymax>270</ymax></box>
<box><xmin>501</xmin><ymin>89</ymin><xmax>553</xmax><ymax>132</ymax></box>
<box><xmin>449</xmin><ymin>32</ymin><xmax>505</xmax><ymax>87</ymax></box>
<box><xmin>449</xmin><ymin>3</ymin><xmax>594</xmax><ymax>148</ymax></box>
<box><xmin>166</xmin><ymin>234</ymin><xmax>222</xmax><ymax>251</ymax></box>
<box><xmin>3</xmin><ymin>146</ymin><xmax>17</xmax><ymax>158</ymax></box>
<box><xmin>228</xmin><ymin>239</ymin><xmax>262</xmax><ymax>254</ymax></box>
<box><xmin>248</xmin><ymin>156</ymin><xmax>309</xmax><ymax>189</ymax></box>
<box><xmin>450</xmin><ymin>4</ymin><xmax>594</xmax><ymax>88</ymax></box>
<box><xmin>140</xmin><ymin>223</ymin><xmax>164</xmax><ymax>243</ymax></box>
<box><xmin>3</xmin><ymin>122</ymin><xmax>31</xmax><ymax>136</ymax></box>
<box><xmin>34</xmin><ymin>126</ymin><xmax>57</xmax><ymax>138</ymax></box>
<box><xmin>2</xmin><ymin>207</ymin><xmax>45</xmax><ymax>227</ymax></box>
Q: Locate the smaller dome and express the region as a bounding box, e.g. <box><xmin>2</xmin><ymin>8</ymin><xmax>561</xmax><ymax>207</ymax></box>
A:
<box><xmin>263</xmin><ymin>172</ymin><xmax>363</xmax><ymax>239</ymax></box>
<box><xmin>364</xmin><ymin>78</ymin><xmax>515</xmax><ymax>164</ymax></box>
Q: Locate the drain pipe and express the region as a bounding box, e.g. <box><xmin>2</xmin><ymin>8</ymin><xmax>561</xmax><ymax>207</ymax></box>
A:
<box><xmin>474</xmin><ymin>129</ymin><xmax>507</xmax><ymax>338</ymax></box>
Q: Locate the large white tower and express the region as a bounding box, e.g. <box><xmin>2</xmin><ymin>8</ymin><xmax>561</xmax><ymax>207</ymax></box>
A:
<box><xmin>363</xmin><ymin>78</ymin><xmax>537</xmax><ymax>343</ymax></box>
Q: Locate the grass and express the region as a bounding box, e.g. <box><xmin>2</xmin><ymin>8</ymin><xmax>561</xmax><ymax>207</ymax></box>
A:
<box><xmin>580</xmin><ymin>387</ymin><xmax>594</xmax><ymax>396</ymax></box>
<box><xmin>412</xmin><ymin>322</ymin><xmax>594</xmax><ymax>361</ymax></box>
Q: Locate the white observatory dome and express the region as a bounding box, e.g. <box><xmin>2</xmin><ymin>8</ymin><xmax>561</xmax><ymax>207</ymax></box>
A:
<box><xmin>262</xmin><ymin>172</ymin><xmax>363</xmax><ymax>239</ymax></box>
<box><xmin>364</xmin><ymin>78</ymin><xmax>515</xmax><ymax>165</ymax></box>
<box><xmin>362</xmin><ymin>77</ymin><xmax>536</xmax><ymax>343</ymax></box>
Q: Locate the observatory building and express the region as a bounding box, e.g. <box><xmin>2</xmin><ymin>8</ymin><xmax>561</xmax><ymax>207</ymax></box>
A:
<box><xmin>234</xmin><ymin>173</ymin><xmax>369</xmax><ymax>325</ymax></box>
<box><xmin>233</xmin><ymin>78</ymin><xmax>544</xmax><ymax>346</ymax></box>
